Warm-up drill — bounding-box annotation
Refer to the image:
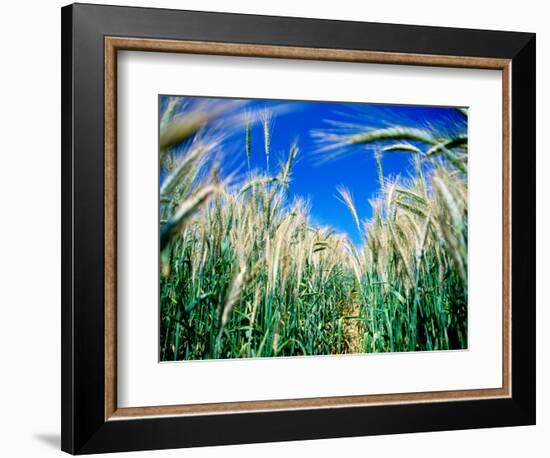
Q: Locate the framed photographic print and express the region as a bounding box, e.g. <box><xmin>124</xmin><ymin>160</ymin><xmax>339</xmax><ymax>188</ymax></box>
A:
<box><xmin>61</xmin><ymin>3</ymin><xmax>536</xmax><ymax>454</ymax></box>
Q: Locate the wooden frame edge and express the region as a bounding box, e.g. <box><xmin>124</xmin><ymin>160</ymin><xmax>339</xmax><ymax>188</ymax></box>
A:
<box><xmin>502</xmin><ymin>61</ymin><xmax>512</xmax><ymax>401</ymax></box>
<box><xmin>106</xmin><ymin>36</ymin><xmax>510</xmax><ymax>69</ymax></box>
<box><xmin>104</xmin><ymin>36</ymin><xmax>512</xmax><ymax>421</ymax></box>
<box><xmin>105</xmin><ymin>38</ymin><xmax>117</xmax><ymax>420</ymax></box>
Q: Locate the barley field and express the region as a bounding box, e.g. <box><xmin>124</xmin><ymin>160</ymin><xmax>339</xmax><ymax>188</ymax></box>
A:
<box><xmin>159</xmin><ymin>96</ymin><xmax>468</xmax><ymax>361</ymax></box>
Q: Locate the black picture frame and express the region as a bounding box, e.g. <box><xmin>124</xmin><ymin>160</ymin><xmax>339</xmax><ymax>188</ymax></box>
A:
<box><xmin>61</xmin><ymin>3</ymin><xmax>536</xmax><ymax>454</ymax></box>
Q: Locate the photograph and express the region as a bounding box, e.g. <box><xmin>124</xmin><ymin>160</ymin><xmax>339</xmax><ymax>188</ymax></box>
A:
<box><xmin>159</xmin><ymin>95</ymin><xmax>469</xmax><ymax>361</ymax></box>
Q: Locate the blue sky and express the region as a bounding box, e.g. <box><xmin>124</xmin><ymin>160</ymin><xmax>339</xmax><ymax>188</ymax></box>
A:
<box><xmin>160</xmin><ymin>96</ymin><xmax>466</xmax><ymax>245</ymax></box>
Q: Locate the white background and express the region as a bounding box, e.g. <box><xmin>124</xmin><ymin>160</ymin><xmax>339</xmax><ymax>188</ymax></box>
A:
<box><xmin>118</xmin><ymin>52</ymin><xmax>502</xmax><ymax>407</ymax></box>
<box><xmin>0</xmin><ymin>0</ymin><xmax>545</xmax><ymax>457</ymax></box>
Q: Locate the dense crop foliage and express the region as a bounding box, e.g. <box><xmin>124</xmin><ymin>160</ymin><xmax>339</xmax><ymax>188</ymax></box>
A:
<box><xmin>159</xmin><ymin>98</ymin><xmax>468</xmax><ymax>361</ymax></box>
